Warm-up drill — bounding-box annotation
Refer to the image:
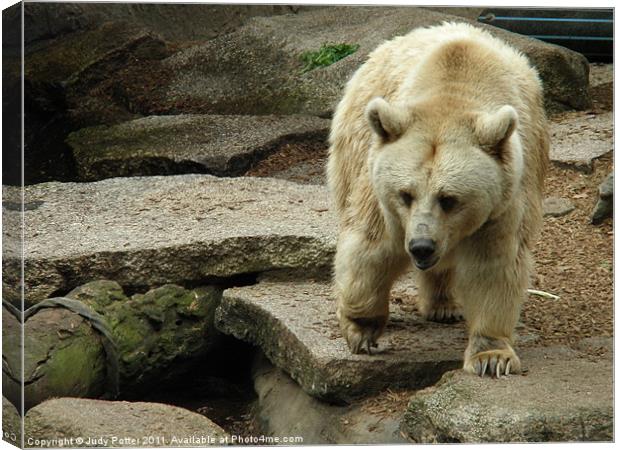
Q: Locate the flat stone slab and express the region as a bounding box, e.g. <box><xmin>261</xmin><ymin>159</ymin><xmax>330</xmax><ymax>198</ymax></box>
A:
<box><xmin>550</xmin><ymin>112</ymin><xmax>612</xmax><ymax>173</ymax></box>
<box><xmin>543</xmin><ymin>197</ymin><xmax>575</xmax><ymax>217</ymax></box>
<box><xmin>401</xmin><ymin>345</ymin><xmax>613</xmax><ymax>443</ymax></box>
<box><xmin>3</xmin><ymin>175</ymin><xmax>336</xmax><ymax>306</ymax></box>
<box><xmin>215</xmin><ymin>276</ymin><xmax>536</xmax><ymax>403</ymax></box>
<box><xmin>25</xmin><ymin>398</ymin><xmax>228</xmax><ymax>447</ymax></box>
<box><xmin>67</xmin><ymin>114</ymin><xmax>330</xmax><ymax>181</ymax></box>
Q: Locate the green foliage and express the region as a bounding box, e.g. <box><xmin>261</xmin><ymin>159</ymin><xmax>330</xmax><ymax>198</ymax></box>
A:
<box><xmin>300</xmin><ymin>43</ymin><xmax>360</xmax><ymax>73</ymax></box>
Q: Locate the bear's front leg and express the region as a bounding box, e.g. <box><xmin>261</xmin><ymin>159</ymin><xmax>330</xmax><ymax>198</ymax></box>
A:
<box><xmin>463</xmin><ymin>335</ymin><xmax>522</xmax><ymax>378</ymax></box>
<box><xmin>459</xmin><ymin>255</ymin><xmax>527</xmax><ymax>377</ymax></box>
<box><xmin>334</xmin><ymin>230</ymin><xmax>406</xmax><ymax>355</ymax></box>
<box><xmin>417</xmin><ymin>269</ymin><xmax>464</xmax><ymax>323</ymax></box>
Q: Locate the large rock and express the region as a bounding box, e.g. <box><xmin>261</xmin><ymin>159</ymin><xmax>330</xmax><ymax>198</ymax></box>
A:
<box><xmin>591</xmin><ymin>172</ymin><xmax>613</xmax><ymax>224</ymax></box>
<box><xmin>159</xmin><ymin>7</ymin><xmax>589</xmax><ymax>117</ymax></box>
<box><xmin>20</xmin><ymin>20</ymin><xmax>172</xmax><ymax>184</ymax></box>
<box><xmin>401</xmin><ymin>345</ymin><xmax>613</xmax><ymax>443</ymax></box>
<box><xmin>21</xmin><ymin>307</ymin><xmax>107</xmax><ymax>411</ymax></box>
<box><xmin>2</xmin><ymin>298</ymin><xmax>22</xmax><ymax>411</ymax></box>
<box><xmin>550</xmin><ymin>112</ymin><xmax>613</xmax><ymax>173</ymax></box>
<box><xmin>20</xmin><ymin>3</ymin><xmax>306</xmax><ymax>45</ymax></box>
<box><xmin>25</xmin><ymin>398</ymin><xmax>228</xmax><ymax>447</ymax></box>
<box><xmin>5</xmin><ymin>282</ymin><xmax>223</xmax><ymax>410</ymax></box>
<box><xmin>2</xmin><ymin>175</ymin><xmax>335</xmax><ymax>306</ymax></box>
<box><xmin>67</xmin><ymin>282</ymin><xmax>223</xmax><ymax>394</ymax></box>
<box><xmin>253</xmin><ymin>353</ymin><xmax>406</xmax><ymax>444</ymax></box>
<box><xmin>3</xmin><ymin>300</ymin><xmax>110</xmax><ymax>411</ymax></box>
<box><xmin>66</xmin><ymin>114</ymin><xmax>330</xmax><ymax>181</ymax></box>
<box><xmin>2</xmin><ymin>397</ymin><xmax>21</xmax><ymax>447</ymax></box>
<box><xmin>215</xmin><ymin>275</ymin><xmax>537</xmax><ymax>403</ymax></box>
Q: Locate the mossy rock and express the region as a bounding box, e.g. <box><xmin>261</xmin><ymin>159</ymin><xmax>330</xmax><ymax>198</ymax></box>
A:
<box><xmin>12</xmin><ymin>282</ymin><xmax>224</xmax><ymax>409</ymax></box>
<box><xmin>108</xmin><ymin>285</ymin><xmax>222</xmax><ymax>390</ymax></box>
<box><xmin>66</xmin><ymin>280</ymin><xmax>128</xmax><ymax>312</ymax></box>
<box><xmin>22</xmin><ymin>308</ymin><xmax>108</xmax><ymax>411</ymax></box>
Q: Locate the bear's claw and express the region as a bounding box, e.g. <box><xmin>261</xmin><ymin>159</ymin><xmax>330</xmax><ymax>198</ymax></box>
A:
<box><xmin>347</xmin><ymin>328</ymin><xmax>379</xmax><ymax>355</ymax></box>
<box><xmin>469</xmin><ymin>349</ymin><xmax>521</xmax><ymax>378</ymax></box>
<box><xmin>423</xmin><ymin>304</ymin><xmax>464</xmax><ymax>323</ymax></box>
<box><xmin>339</xmin><ymin>314</ymin><xmax>385</xmax><ymax>355</ymax></box>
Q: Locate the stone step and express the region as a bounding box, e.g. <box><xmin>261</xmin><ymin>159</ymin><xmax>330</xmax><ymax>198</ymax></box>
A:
<box><xmin>3</xmin><ymin>175</ymin><xmax>336</xmax><ymax>306</ymax></box>
<box><xmin>215</xmin><ymin>275</ymin><xmax>537</xmax><ymax>404</ymax></box>
<box><xmin>401</xmin><ymin>344</ymin><xmax>613</xmax><ymax>443</ymax></box>
<box><xmin>25</xmin><ymin>398</ymin><xmax>228</xmax><ymax>447</ymax></box>
<box><xmin>67</xmin><ymin>114</ymin><xmax>330</xmax><ymax>181</ymax></box>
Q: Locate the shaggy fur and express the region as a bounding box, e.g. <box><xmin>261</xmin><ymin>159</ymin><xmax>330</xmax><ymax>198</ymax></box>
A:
<box><xmin>327</xmin><ymin>22</ymin><xmax>549</xmax><ymax>376</ymax></box>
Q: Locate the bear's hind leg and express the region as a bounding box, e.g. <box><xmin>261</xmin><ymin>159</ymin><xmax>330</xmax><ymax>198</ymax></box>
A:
<box><xmin>335</xmin><ymin>231</ymin><xmax>406</xmax><ymax>355</ymax></box>
<box><xmin>417</xmin><ymin>270</ymin><xmax>464</xmax><ymax>323</ymax></box>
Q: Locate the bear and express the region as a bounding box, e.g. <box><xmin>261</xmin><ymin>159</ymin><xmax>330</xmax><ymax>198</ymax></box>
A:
<box><xmin>326</xmin><ymin>22</ymin><xmax>549</xmax><ymax>377</ymax></box>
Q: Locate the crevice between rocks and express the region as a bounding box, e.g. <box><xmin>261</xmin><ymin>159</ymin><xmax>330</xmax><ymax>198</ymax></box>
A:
<box><xmin>74</xmin><ymin>127</ymin><xmax>329</xmax><ymax>183</ymax></box>
<box><xmin>44</xmin><ymin>271</ymin><xmax>262</xmax><ymax>302</ymax></box>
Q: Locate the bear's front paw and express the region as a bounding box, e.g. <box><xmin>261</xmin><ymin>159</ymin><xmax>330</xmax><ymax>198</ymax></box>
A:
<box><xmin>339</xmin><ymin>314</ymin><xmax>386</xmax><ymax>355</ymax></box>
<box><xmin>464</xmin><ymin>348</ymin><xmax>522</xmax><ymax>378</ymax></box>
<box><xmin>422</xmin><ymin>303</ymin><xmax>464</xmax><ymax>323</ymax></box>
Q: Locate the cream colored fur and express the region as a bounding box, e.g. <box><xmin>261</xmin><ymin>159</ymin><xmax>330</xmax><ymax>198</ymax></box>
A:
<box><xmin>327</xmin><ymin>22</ymin><xmax>549</xmax><ymax>376</ymax></box>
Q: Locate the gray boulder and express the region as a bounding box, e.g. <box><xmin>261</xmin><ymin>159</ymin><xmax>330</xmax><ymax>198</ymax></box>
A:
<box><xmin>550</xmin><ymin>112</ymin><xmax>613</xmax><ymax>173</ymax></box>
<box><xmin>160</xmin><ymin>6</ymin><xmax>589</xmax><ymax>117</ymax></box>
<box><xmin>20</xmin><ymin>3</ymin><xmax>307</xmax><ymax>45</ymax></box>
<box><xmin>66</xmin><ymin>114</ymin><xmax>329</xmax><ymax>181</ymax></box>
<box><xmin>215</xmin><ymin>274</ymin><xmax>537</xmax><ymax>403</ymax></box>
<box><xmin>591</xmin><ymin>172</ymin><xmax>613</xmax><ymax>224</ymax></box>
<box><xmin>25</xmin><ymin>398</ymin><xmax>228</xmax><ymax>447</ymax></box>
<box><xmin>20</xmin><ymin>307</ymin><xmax>107</xmax><ymax>411</ymax></box>
<box><xmin>401</xmin><ymin>346</ymin><xmax>613</xmax><ymax>443</ymax></box>
<box><xmin>2</xmin><ymin>175</ymin><xmax>335</xmax><ymax>306</ymax></box>
<box><xmin>2</xmin><ymin>397</ymin><xmax>21</xmax><ymax>447</ymax></box>
<box><xmin>543</xmin><ymin>197</ymin><xmax>575</xmax><ymax>218</ymax></box>
<box><xmin>19</xmin><ymin>20</ymin><xmax>172</xmax><ymax>184</ymax></box>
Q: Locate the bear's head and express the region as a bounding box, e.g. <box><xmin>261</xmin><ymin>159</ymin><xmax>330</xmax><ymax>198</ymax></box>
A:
<box><xmin>366</xmin><ymin>96</ymin><xmax>523</xmax><ymax>270</ymax></box>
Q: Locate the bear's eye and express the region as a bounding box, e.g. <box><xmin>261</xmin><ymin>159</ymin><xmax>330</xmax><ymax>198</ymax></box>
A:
<box><xmin>439</xmin><ymin>195</ymin><xmax>458</xmax><ymax>213</ymax></box>
<box><xmin>399</xmin><ymin>191</ymin><xmax>414</xmax><ymax>207</ymax></box>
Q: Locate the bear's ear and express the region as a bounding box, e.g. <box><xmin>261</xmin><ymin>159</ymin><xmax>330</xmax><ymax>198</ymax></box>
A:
<box><xmin>474</xmin><ymin>105</ymin><xmax>518</xmax><ymax>155</ymax></box>
<box><xmin>366</xmin><ymin>97</ymin><xmax>409</xmax><ymax>142</ymax></box>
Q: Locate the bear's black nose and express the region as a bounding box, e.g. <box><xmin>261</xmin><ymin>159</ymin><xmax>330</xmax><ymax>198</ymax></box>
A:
<box><xmin>409</xmin><ymin>238</ymin><xmax>437</xmax><ymax>262</ymax></box>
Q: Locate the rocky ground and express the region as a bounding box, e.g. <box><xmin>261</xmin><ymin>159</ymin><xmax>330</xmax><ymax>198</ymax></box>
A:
<box><xmin>3</xmin><ymin>4</ymin><xmax>613</xmax><ymax>446</ymax></box>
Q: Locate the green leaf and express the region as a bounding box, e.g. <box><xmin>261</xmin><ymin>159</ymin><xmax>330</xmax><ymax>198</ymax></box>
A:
<box><xmin>300</xmin><ymin>43</ymin><xmax>360</xmax><ymax>73</ymax></box>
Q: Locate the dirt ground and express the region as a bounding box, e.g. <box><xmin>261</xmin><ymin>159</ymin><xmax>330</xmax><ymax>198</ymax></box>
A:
<box><xmin>526</xmin><ymin>153</ymin><xmax>612</xmax><ymax>346</ymax></box>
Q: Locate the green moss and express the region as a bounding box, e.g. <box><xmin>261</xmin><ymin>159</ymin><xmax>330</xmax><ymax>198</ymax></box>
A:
<box><xmin>46</xmin><ymin>333</ymin><xmax>106</xmax><ymax>397</ymax></box>
<box><xmin>66</xmin><ymin>280</ymin><xmax>128</xmax><ymax>313</ymax></box>
<box><xmin>300</xmin><ymin>43</ymin><xmax>360</xmax><ymax>73</ymax></box>
<box><xmin>101</xmin><ymin>284</ymin><xmax>222</xmax><ymax>387</ymax></box>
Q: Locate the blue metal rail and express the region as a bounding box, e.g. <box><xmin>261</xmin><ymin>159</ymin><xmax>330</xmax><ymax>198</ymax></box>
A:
<box><xmin>478</xmin><ymin>8</ymin><xmax>614</xmax><ymax>61</ymax></box>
